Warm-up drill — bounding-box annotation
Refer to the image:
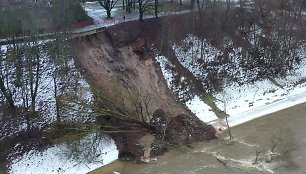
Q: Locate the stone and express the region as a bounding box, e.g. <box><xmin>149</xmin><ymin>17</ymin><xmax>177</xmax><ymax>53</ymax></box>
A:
<box><xmin>150</xmin><ymin>109</ymin><xmax>167</xmax><ymax>139</ymax></box>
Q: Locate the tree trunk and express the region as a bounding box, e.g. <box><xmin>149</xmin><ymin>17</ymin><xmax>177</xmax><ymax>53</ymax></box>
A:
<box><xmin>139</xmin><ymin>11</ymin><xmax>144</xmax><ymax>21</ymax></box>
<box><xmin>127</xmin><ymin>0</ymin><xmax>131</xmax><ymax>13</ymax></box>
<box><xmin>0</xmin><ymin>77</ymin><xmax>15</xmax><ymax>108</ymax></box>
<box><xmin>191</xmin><ymin>0</ymin><xmax>195</xmax><ymax>8</ymax></box>
<box><xmin>139</xmin><ymin>1</ymin><xmax>143</xmax><ymax>21</ymax></box>
<box><xmin>26</xmin><ymin>113</ymin><xmax>31</xmax><ymax>131</ymax></box>
<box><xmin>125</xmin><ymin>0</ymin><xmax>129</xmax><ymax>11</ymax></box>
<box><xmin>53</xmin><ymin>72</ymin><xmax>61</xmax><ymax>123</ymax></box>
<box><xmin>107</xmin><ymin>9</ymin><xmax>111</xmax><ymax>18</ymax></box>
<box><xmin>155</xmin><ymin>0</ymin><xmax>158</xmax><ymax>18</ymax></box>
<box><xmin>31</xmin><ymin>51</ymin><xmax>40</xmax><ymax>113</ymax></box>
<box><xmin>226</xmin><ymin>0</ymin><xmax>231</xmax><ymax>10</ymax></box>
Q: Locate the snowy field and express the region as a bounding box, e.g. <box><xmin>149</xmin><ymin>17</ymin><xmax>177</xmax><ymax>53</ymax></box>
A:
<box><xmin>9</xmin><ymin>134</ymin><xmax>118</xmax><ymax>174</ymax></box>
<box><xmin>156</xmin><ymin>34</ymin><xmax>306</xmax><ymax>129</ymax></box>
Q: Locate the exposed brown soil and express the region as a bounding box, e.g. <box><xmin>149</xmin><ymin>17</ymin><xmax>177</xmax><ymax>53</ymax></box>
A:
<box><xmin>72</xmin><ymin>14</ymin><xmax>218</xmax><ymax>162</ymax></box>
<box><xmin>73</xmin><ymin>19</ymin><xmax>190</xmax><ymax>118</ymax></box>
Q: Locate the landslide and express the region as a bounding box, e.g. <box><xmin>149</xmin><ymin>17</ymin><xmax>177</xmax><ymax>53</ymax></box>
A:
<box><xmin>72</xmin><ymin>13</ymin><xmax>205</xmax><ymax>118</ymax></box>
<box><xmin>73</xmin><ymin>20</ymin><xmax>188</xmax><ymax>118</ymax></box>
<box><xmin>72</xmin><ymin>14</ymin><xmax>217</xmax><ymax>162</ymax></box>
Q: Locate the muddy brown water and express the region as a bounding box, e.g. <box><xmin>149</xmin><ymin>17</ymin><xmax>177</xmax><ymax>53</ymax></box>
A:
<box><xmin>90</xmin><ymin>103</ymin><xmax>306</xmax><ymax>174</ymax></box>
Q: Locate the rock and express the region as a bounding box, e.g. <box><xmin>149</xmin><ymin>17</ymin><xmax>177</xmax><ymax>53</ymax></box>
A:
<box><xmin>165</xmin><ymin>114</ymin><xmax>217</xmax><ymax>145</ymax></box>
<box><xmin>150</xmin><ymin>109</ymin><xmax>167</xmax><ymax>139</ymax></box>
<box><xmin>150</xmin><ymin>142</ymin><xmax>168</xmax><ymax>157</ymax></box>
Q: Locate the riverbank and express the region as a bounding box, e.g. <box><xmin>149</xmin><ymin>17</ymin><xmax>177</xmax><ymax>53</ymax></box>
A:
<box><xmin>92</xmin><ymin>102</ymin><xmax>306</xmax><ymax>174</ymax></box>
<box><xmin>9</xmin><ymin>82</ymin><xmax>306</xmax><ymax>174</ymax></box>
<box><xmin>4</xmin><ymin>3</ymin><xmax>306</xmax><ymax>173</ymax></box>
<box><xmin>209</xmin><ymin>76</ymin><xmax>306</xmax><ymax>129</ymax></box>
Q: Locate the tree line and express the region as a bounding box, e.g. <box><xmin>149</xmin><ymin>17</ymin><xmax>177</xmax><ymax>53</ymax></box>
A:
<box><xmin>96</xmin><ymin>0</ymin><xmax>170</xmax><ymax>20</ymax></box>
<box><xmin>0</xmin><ymin>0</ymin><xmax>90</xmax><ymax>37</ymax></box>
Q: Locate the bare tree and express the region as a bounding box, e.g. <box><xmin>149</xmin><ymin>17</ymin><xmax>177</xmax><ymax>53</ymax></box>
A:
<box><xmin>0</xmin><ymin>43</ymin><xmax>15</xmax><ymax>108</ymax></box>
<box><xmin>226</xmin><ymin>0</ymin><xmax>231</xmax><ymax>10</ymax></box>
<box><xmin>221</xmin><ymin>77</ymin><xmax>233</xmax><ymax>141</ymax></box>
<box><xmin>48</xmin><ymin>34</ymin><xmax>69</xmax><ymax>123</ymax></box>
<box><xmin>138</xmin><ymin>0</ymin><xmax>154</xmax><ymax>21</ymax></box>
<box><xmin>154</xmin><ymin>0</ymin><xmax>159</xmax><ymax>18</ymax></box>
<box><xmin>98</xmin><ymin>0</ymin><xmax>119</xmax><ymax>18</ymax></box>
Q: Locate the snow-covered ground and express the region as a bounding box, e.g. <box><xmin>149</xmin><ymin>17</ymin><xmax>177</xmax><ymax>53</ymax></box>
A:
<box><xmin>0</xmin><ymin>41</ymin><xmax>93</xmax><ymax>139</ymax></box>
<box><xmin>156</xmin><ymin>34</ymin><xmax>306</xmax><ymax>129</ymax></box>
<box><xmin>9</xmin><ymin>134</ymin><xmax>118</xmax><ymax>174</ymax></box>
<box><xmin>215</xmin><ymin>76</ymin><xmax>306</xmax><ymax>128</ymax></box>
<box><xmin>1</xmin><ymin>38</ymin><xmax>119</xmax><ymax>174</ymax></box>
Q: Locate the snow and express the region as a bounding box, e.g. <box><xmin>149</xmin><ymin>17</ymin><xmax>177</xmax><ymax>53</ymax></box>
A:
<box><xmin>9</xmin><ymin>134</ymin><xmax>118</xmax><ymax>174</ymax></box>
<box><xmin>156</xmin><ymin>54</ymin><xmax>219</xmax><ymax>121</ymax></box>
<box><xmin>186</xmin><ymin>95</ymin><xmax>218</xmax><ymax>122</ymax></box>
<box><xmin>214</xmin><ymin>76</ymin><xmax>306</xmax><ymax>127</ymax></box>
<box><xmin>216</xmin><ymin>44</ymin><xmax>306</xmax><ymax>127</ymax></box>
<box><xmin>3</xmin><ymin>39</ymin><xmax>116</xmax><ymax>174</ymax></box>
<box><xmin>228</xmin><ymin>89</ymin><xmax>306</xmax><ymax>127</ymax></box>
<box><xmin>172</xmin><ymin>35</ymin><xmax>222</xmax><ymax>81</ymax></box>
<box><xmin>157</xmin><ymin>34</ymin><xmax>306</xmax><ymax>129</ymax></box>
<box><xmin>214</xmin><ymin>80</ymin><xmax>286</xmax><ymax>117</ymax></box>
<box><xmin>156</xmin><ymin>55</ymin><xmax>176</xmax><ymax>87</ymax></box>
<box><xmin>3</xmin><ymin>3</ymin><xmax>306</xmax><ymax>173</ymax></box>
<box><xmin>1</xmin><ymin>41</ymin><xmax>94</xmax><ymax>130</ymax></box>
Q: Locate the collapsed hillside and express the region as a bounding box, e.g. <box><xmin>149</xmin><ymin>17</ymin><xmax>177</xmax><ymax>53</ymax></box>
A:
<box><xmin>72</xmin><ymin>5</ymin><xmax>306</xmax><ymax>161</ymax></box>
<box><xmin>72</xmin><ymin>15</ymin><xmax>218</xmax><ymax>162</ymax></box>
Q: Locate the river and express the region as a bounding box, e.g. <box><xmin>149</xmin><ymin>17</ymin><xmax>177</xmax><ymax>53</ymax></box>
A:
<box><xmin>90</xmin><ymin>102</ymin><xmax>306</xmax><ymax>174</ymax></box>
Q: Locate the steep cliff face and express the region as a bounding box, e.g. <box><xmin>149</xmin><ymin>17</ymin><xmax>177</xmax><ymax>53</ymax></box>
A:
<box><xmin>72</xmin><ymin>17</ymin><xmax>217</xmax><ymax>162</ymax></box>
<box><xmin>73</xmin><ymin>28</ymin><xmax>187</xmax><ymax>118</ymax></box>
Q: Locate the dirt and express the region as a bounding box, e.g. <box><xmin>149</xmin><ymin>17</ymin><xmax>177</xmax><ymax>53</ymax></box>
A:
<box><xmin>72</xmin><ymin>15</ymin><xmax>218</xmax><ymax>162</ymax></box>
<box><xmin>73</xmin><ymin>24</ymin><xmax>189</xmax><ymax>119</ymax></box>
